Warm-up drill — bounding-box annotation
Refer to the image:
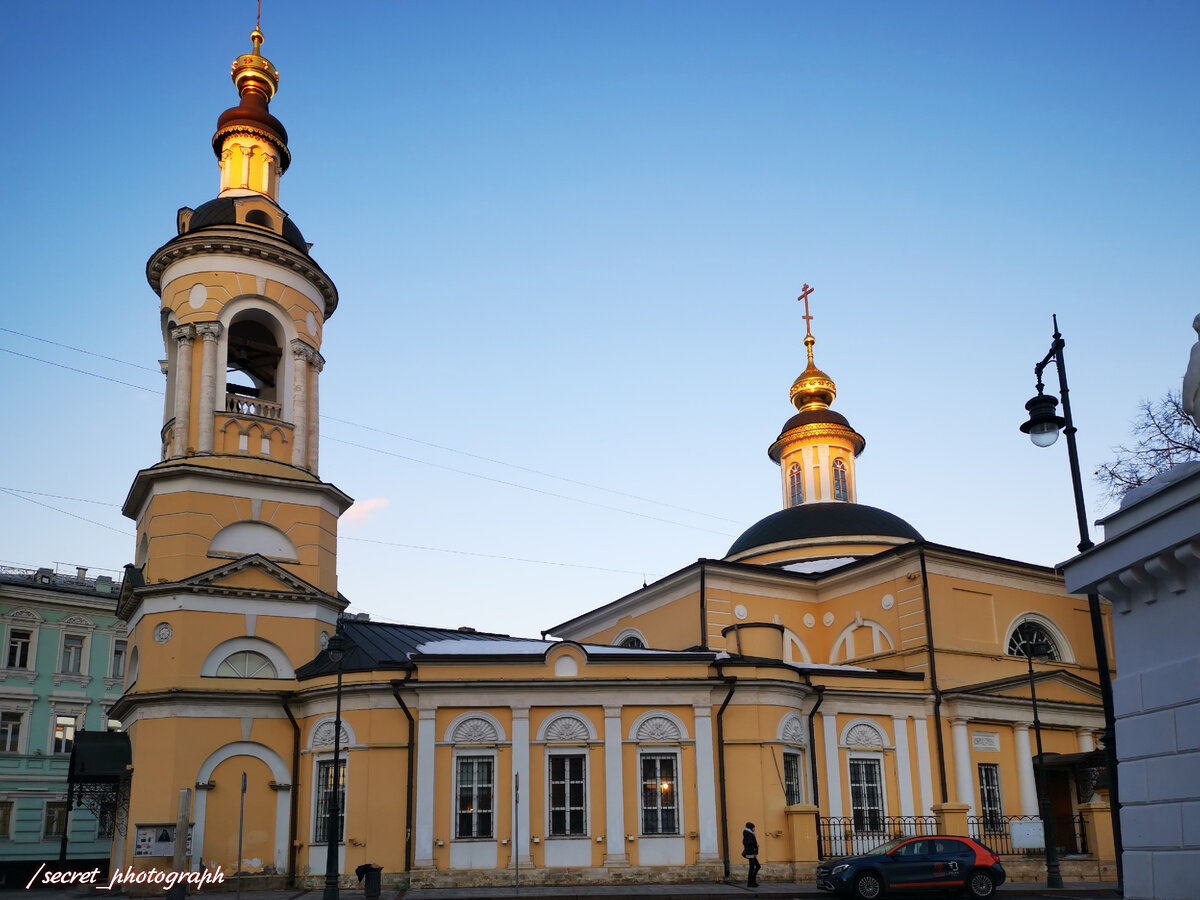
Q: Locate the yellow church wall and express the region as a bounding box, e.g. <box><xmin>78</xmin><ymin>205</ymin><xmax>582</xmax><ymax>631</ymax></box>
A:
<box><xmin>162</xmin><ymin>274</ymin><xmax>325</xmax><ymax>349</ymax></box>
<box><xmin>584</xmin><ymin>590</ymin><xmax>701</xmax><ymax>649</ymax></box>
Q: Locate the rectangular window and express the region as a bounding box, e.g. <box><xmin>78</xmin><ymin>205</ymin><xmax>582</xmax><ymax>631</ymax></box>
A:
<box><xmin>53</xmin><ymin>715</ymin><xmax>77</xmax><ymax>755</ymax></box>
<box><xmin>784</xmin><ymin>751</ymin><xmax>804</xmax><ymax>805</ymax></box>
<box><xmin>44</xmin><ymin>801</ymin><xmax>68</xmax><ymax>838</ymax></box>
<box><xmin>849</xmin><ymin>758</ymin><xmax>885</xmax><ymax>833</ymax></box>
<box><xmin>548</xmin><ymin>754</ymin><xmax>587</xmax><ymax>837</ymax></box>
<box><xmin>455</xmin><ymin>756</ymin><xmax>494</xmax><ymax>839</ymax></box>
<box><xmin>60</xmin><ymin>636</ymin><xmax>84</xmax><ymax>674</ymax></box>
<box><xmin>111</xmin><ymin>641</ymin><xmax>127</xmax><ymax>679</ymax></box>
<box><xmin>0</xmin><ymin>713</ymin><xmax>21</xmax><ymax>753</ymax></box>
<box><xmin>313</xmin><ymin>759</ymin><xmax>346</xmax><ymax>843</ymax></box>
<box><xmin>640</xmin><ymin>753</ymin><xmax>679</xmax><ymax>835</ymax></box>
<box><xmin>0</xmin><ymin>800</ymin><xmax>12</xmax><ymax>838</ymax></box>
<box><xmin>978</xmin><ymin>763</ymin><xmax>1004</xmax><ymax>829</ymax></box>
<box><xmin>6</xmin><ymin>630</ymin><xmax>30</xmax><ymax>669</ymax></box>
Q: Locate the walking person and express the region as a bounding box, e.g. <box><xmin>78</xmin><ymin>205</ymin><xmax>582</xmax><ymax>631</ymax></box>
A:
<box><xmin>742</xmin><ymin>821</ymin><xmax>761</xmax><ymax>887</ymax></box>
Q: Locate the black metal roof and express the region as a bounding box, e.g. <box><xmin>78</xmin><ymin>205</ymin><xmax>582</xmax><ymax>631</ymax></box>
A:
<box><xmin>295</xmin><ymin>620</ymin><xmax>541</xmax><ymax>678</ymax></box>
<box><xmin>187</xmin><ymin>197</ymin><xmax>308</xmax><ymax>253</ymax></box>
<box><xmin>727</xmin><ymin>502</ymin><xmax>922</xmax><ymax>557</ymax></box>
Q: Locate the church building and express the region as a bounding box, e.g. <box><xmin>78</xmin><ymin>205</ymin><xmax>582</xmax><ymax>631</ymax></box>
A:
<box><xmin>109</xmin><ymin>26</ymin><xmax>1117</xmax><ymax>889</ymax></box>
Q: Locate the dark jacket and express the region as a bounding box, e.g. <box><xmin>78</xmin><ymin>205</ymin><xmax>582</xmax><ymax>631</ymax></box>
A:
<box><xmin>742</xmin><ymin>826</ymin><xmax>759</xmax><ymax>858</ymax></box>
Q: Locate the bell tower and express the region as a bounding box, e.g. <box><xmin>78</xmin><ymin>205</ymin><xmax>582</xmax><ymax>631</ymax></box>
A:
<box><xmin>768</xmin><ymin>285</ymin><xmax>865</xmax><ymax>506</ymax></box>
<box><xmin>120</xmin><ymin>24</ymin><xmax>352</xmax><ymax>677</ymax></box>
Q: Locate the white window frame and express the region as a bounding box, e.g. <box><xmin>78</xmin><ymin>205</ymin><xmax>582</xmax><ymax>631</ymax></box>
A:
<box><xmin>847</xmin><ymin>754</ymin><xmax>887</xmax><ymax>836</ymax></box>
<box><xmin>0</xmin><ymin>712</ymin><xmax>23</xmax><ymax>754</ymax></box>
<box><xmin>783</xmin><ymin>749</ymin><xmax>805</xmax><ymax>806</ymax></box>
<box><xmin>43</xmin><ymin>798</ymin><xmax>69</xmax><ymax>839</ymax></box>
<box><xmin>546</xmin><ymin>749</ymin><xmax>588</xmax><ymax>838</ymax></box>
<box><xmin>4</xmin><ymin>628</ymin><xmax>34</xmax><ymax>671</ymax></box>
<box><xmin>52</xmin><ymin>713</ymin><xmax>79</xmax><ymax>755</ymax></box>
<box><xmin>978</xmin><ymin>762</ymin><xmax>1004</xmax><ymax>828</ymax></box>
<box><xmin>452</xmin><ymin>750</ymin><xmax>497</xmax><ymax>840</ymax></box>
<box><xmin>60</xmin><ymin>634</ymin><xmax>86</xmax><ymax>675</ymax></box>
<box><xmin>311</xmin><ymin>754</ymin><xmax>347</xmax><ymax>844</ymax></box>
<box><xmin>613</xmin><ymin>628</ymin><xmax>647</xmax><ymax>650</ymax></box>
<box><xmin>1003</xmin><ymin>613</ymin><xmax>1074</xmax><ymax>664</ymax></box>
<box><xmin>638</xmin><ymin>749</ymin><xmax>682</xmax><ymax>836</ymax></box>
<box><xmin>110</xmin><ymin>639</ymin><xmax>128</xmax><ymax>681</ymax></box>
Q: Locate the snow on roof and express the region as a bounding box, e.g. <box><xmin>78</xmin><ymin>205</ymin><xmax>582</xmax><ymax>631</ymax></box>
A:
<box><xmin>414</xmin><ymin>638</ymin><xmax>706</xmax><ymax>657</ymax></box>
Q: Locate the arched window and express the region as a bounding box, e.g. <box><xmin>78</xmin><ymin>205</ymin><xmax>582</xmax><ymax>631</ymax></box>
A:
<box><xmin>1006</xmin><ymin>620</ymin><xmax>1061</xmax><ymax>661</ymax></box>
<box><xmin>833</xmin><ymin>459</ymin><xmax>849</xmax><ymax>501</ymax></box>
<box><xmin>226</xmin><ymin>316</ymin><xmax>282</xmax><ymax>406</ymax></box>
<box><xmin>614</xmin><ymin>628</ymin><xmax>647</xmax><ymax>650</ymax></box>
<box><xmin>788</xmin><ymin>463</ymin><xmax>804</xmax><ymax>506</ymax></box>
<box><xmin>215</xmin><ymin>651</ymin><xmax>277</xmax><ymax>678</ymax></box>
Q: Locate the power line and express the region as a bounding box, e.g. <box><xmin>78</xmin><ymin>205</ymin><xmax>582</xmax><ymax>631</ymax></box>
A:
<box><xmin>2</xmin><ymin>330</ymin><xmax>740</xmax><ymax>535</ymax></box>
<box><xmin>0</xmin><ymin>327</ymin><xmax>161</xmax><ymax>373</ymax></box>
<box><xmin>0</xmin><ymin>488</ymin><xmax>133</xmax><ymax>537</ymax></box>
<box><xmin>0</xmin><ymin>346</ymin><xmax>158</xmax><ymax>393</ymax></box>
<box><xmin>0</xmin><ymin>487</ymin><xmax>122</xmax><ymax>507</ymax></box>
<box><xmin>323</xmin><ymin>415</ymin><xmax>741</xmax><ymax>524</ymax></box>
<box><xmin>340</xmin><ymin>535</ymin><xmax>656</xmax><ymax>576</ymax></box>
<box><xmin>325</xmin><ymin>435</ymin><xmax>734</xmax><ymax>537</ymax></box>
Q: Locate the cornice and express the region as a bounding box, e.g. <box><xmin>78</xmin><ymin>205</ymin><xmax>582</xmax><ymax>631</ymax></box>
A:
<box><xmin>146</xmin><ymin>228</ymin><xmax>337</xmax><ymax>312</ymax></box>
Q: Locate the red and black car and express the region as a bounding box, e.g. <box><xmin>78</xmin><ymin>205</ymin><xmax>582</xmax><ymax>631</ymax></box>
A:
<box><xmin>814</xmin><ymin>835</ymin><xmax>1006</xmax><ymax>898</ymax></box>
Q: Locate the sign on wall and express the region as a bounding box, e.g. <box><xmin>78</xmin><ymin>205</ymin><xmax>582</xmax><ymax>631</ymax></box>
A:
<box><xmin>134</xmin><ymin>823</ymin><xmax>193</xmax><ymax>858</ymax></box>
<box><xmin>971</xmin><ymin>732</ymin><xmax>1000</xmax><ymax>751</ymax></box>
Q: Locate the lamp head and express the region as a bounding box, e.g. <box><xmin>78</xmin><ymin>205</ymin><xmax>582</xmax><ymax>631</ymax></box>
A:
<box><xmin>326</xmin><ymin>633</ymin><xmax>345</xmax><ymax>664</ymax></box>
<box><xmin>1025</xmin><ymin>639</ymin><xmax>1053</xmax><ymax>660</ymax></box>
<box><xmin>1021</xmin><ymin>391</ymin><xmax>1065</xmax><ymax>447</ymax></box>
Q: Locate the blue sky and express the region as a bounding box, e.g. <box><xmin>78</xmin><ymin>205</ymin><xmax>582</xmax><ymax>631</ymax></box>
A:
<box><xmin>1</xmin><ymin>2</ymin><xmax>1196</xmax><ymax>637</ymax></box>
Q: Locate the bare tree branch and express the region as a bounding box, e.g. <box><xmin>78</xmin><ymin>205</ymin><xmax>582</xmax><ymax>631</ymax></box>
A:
<box><xmin>1095</xmin><ymin>391</ymin><xmax>1200</xmax><ymax>502</ymax></box>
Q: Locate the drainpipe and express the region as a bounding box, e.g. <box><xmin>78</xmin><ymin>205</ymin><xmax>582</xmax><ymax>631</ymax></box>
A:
<box><xmin>390</xmin><ymin>671</ymin><xmax>417</xmax><ymax>873</ymax></box>
<box><xmin>699</xmin><ymin>561</ymin><xmax>708</xmax><ymax>650</ymax></box>
<box><xmin>714</xmin><ymin>668</ymin><xmax>737</xmax><ymax>878</ymax></box>
<box><xmin>805</xmin><ymin>680</ymin><xmax>825</xmax><ymax>810</ymax></box>
<box><xmin>281</xmin><ymin>695</ymin><xmax>301</xmax><ymax>886</ymax></box>
<box><xmin>919</xmin><ymin>546</ymin><xmax>949</xmax><ymax>804</ymax></box>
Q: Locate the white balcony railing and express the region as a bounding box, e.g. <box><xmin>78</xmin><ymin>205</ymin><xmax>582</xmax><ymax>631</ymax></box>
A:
<box><xmin>226</xmin><ymin>394</ymin><xmax>282</xmax><ymax>420</ymax></box>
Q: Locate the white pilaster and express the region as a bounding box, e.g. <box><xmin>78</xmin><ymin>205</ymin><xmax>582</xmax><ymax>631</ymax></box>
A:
<box><xmin>816</xmin><ymin>445</ymin><xmax>831</xmax><ymax>501</ymax></box>
<box><xmin>308</xmin><ymin>352</ymin><xmax>323</xmax><ymax>474</ymax></box>
<box><xmin>195</xmin><ymin>323</ymin><xmax>222</xmax><ymax>455</ymax></box>
<box><xmin>413</xmin><ymin>708</ymin><xmax>437</xmax><ymax>867</ymax></box>
<box><xmin>1013</xmin><ymin>723</ymin><xmax>1038</xmax><ymax>815</ymax></box>
<box><xmin>512</xmin><ymin>708</ymin><xmax>531</xmax><ymax>865</ymax></box>
<box><xmin>821</xmin><ymin>712</ymin><xmax>843</xmax><ymax>817</ymax></box>
<box><xmin>170</xmin><ymin>326</ymin><xmax>194</xmax><ymax>457</ymax></box>
<box><xmin>950</xmin><ymin>718</ymin><xmax>975</xmax><ymax>816</ymax></box>
<box><xmin>892</xmin><ymin>715</ymin><xmax>915</xmax><ymax>817</ymax></box>
<box><xmin>913</xmin><ymin>717</ymin><xmax>934</xmax><ymax>816</ymax></box>
<box><xmin>290</xmin><ymin>340</ymin><xmax>310</xmax><ymax>468</ymax></box>
<box><xmin>692</xmin><ymin>706</ymin><xmax>719</xmax><ymax>860</ymax></box>
<box><xmin>603</xmin><ymin>706</ymin><xmax>627</xmax><ymax>865</ymax></box>
<box><xmin>1076</xmin><ymin>728</ymin><xmax>1095</xmax><ymax>752</ymax></box>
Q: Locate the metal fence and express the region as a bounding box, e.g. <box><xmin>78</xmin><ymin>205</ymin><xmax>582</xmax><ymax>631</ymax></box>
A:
<box><xmin>1073</xmin><ymin>812</ymin><xmax>1089</xmax><ymax>856</ymax></box>
<box><xmin>818</xmin><ymin>815</ymin><xmax>938</xmax><ymax>859</ymax></box>
<box><xmin>968</xmin><ymin>815</ymin><xmax>1042</xmax><ymax>855</ymax></box>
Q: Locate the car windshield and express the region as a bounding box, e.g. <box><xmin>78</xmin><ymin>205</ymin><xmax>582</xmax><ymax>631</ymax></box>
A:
<box><xmin>864</xmin><ymin>837</ymin><xmax>908</xmax><ymax>855</ymax></box>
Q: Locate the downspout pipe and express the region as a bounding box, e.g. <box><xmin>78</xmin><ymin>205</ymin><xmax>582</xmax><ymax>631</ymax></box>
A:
<box><xmin>390</xmin><ymin>671</ymin><xmax>417</xmax><ymax>874</ymax></box>
<box><xmin>281</xmin><ymin>695</ymin><xmax>301</xmax><ymax>887</ymax></box>
<box><xmin>805</xmin><ymin>680</ymin><xmax>825</xmax><ymax>810</ymax></box>
<box><xmin>714</xmin><ymin>668</ymin><xmax>737</xmax><ymax>879</ymax></box>
<box><xmin>919</xmin><ymin>546</ymin><xmax>949</xmax><ymax>804</ymax></box>
<box><xmin>699</xmin><ymin>560</ymin><xmax>708</xmax><ymax>650</ymax></box>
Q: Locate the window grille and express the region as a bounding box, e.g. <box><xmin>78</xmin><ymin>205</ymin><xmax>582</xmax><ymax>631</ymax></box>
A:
<box><xmin>313</xmin><ymin>759</ymin><xmax>346</xmax><ymax>843</ymax></box>
<box><xmin>549</xmin><ymin>754</ymin><xmax>587</xmax><ymax>836</ymax></box>
<box><xmin>455</xmin><ymin>756</ymin><xmax>494</xmax><ymax>839</ymax></box>
<box><xmin>849</xmin><ymin>758</ymin><xmax>885</xmax><ymax>833</ymax></box>
<box><xmin>640</xmin><ymin>754</ymin><xmax>679</xmax><ymax>834</ymax></box>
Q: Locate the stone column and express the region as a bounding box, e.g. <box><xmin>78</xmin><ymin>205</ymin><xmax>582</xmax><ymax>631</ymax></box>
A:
<box><xmin>892</xmin><ymin>715</ymin><xmax>915</xmax><ymax>817</ymax></box>
<box><xmin>1077</xmin><ymin>728</ymin><xmax>1095</xmax><ymax>753</ymax></box>
<box><xmin>603</xmin><ymin>706</ymin><xmax>627</xmax><ymax>865</ymax></box>
<box><xmin>308</xmin><ymin>352</ymin><xmax>324</xmax><ymax>474</ymax></box>
<box><xmin>913</xmin><ymin>717</ymin><xmax>935</xmax><ymax>816</ymax></box>
<box><xmin>194</xmin><ymin>323</ymin><xmax>222</xmax><ymax>455</ymax></box>
<box><xmin>170</xmin><ymin>325</ymin><xmax>195</xmax><ymax>457</ymax></box>
<box><xmin>821</xmin><ymin>712</ymin><xmax>843</xmax><ymax>818</ymax></box>
<box><xmin>290</xmin><ymin>340</ymin><xmax>311</xmax><ymax>468</ymax></box>
<box><xmin>413</xmin><ymin>708</ymin><xmax>437</xmax><ymax>868</ymax></box>
<box><xmin>950</xmin><ymin>718</ymin><xmax>976</xmax><ymax>816</ymax></box>
<box><xmin>512</xmin><ymin>707</ymin><xmax>531</xmax><ymax>866</ymax></box>
<box><xmin>1013</xmin><ymin>723</ymin><xmax>1039</xmax><ymax>815</ymax></box>
<box><xmin>692</xmin><ymin>706</ymin><xmax>719</xmax><ymax>861</ymax></box>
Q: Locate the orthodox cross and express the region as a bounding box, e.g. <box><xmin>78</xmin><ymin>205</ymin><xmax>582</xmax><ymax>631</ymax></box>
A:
<box><xmin>798</xmin><ymin>284</ymin><xmax>815</xmax><ymax>337</ymax></box>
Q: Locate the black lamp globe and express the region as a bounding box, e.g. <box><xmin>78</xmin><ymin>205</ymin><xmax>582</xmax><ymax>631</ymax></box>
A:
<box><xmin>326</xmin><ymin>633</ymin><xmax>345</xmax><ymax>664</ymax></box>
<box><xmin>1020</xmin><ymin>392</ymin><xmax>1066</xmax><ymax>448</ymax></box>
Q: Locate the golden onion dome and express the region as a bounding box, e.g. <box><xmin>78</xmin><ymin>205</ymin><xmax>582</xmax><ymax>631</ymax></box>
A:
<box><xmin>789</xmin><ymin>334</ymin><xmax>837</xmax><ymax>411</ymax></box>
<box><xmin>232</xmin><ymin>28</ymin><xmax>279</xmax><ymax>101</ymax></box>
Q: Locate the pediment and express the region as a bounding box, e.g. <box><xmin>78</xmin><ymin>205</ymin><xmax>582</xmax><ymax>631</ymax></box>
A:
<box><xmin>946</xmin><ymin>670</ymin><xmax>1102</xmax><ymax>705</ymax></box>
<box><xmin>180</xmin><ymin>555</ymin><xmax>319</xmax><ymax>597</ymax></box>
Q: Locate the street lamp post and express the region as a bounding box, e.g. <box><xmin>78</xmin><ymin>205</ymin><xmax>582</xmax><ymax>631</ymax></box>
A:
<box><xmin>323</xmin><ymin>626</ymin><xmax>347</xmax><ymax>900</ymax></box>
<box><xmin>1020</xmin><ymin>314</ymin><xmax>1123</xmax><ymax>892</ymax></box>
<box><xmin>1021</xmin><ymin>631</ymin><xmax>1062</xmax><ymax>888</ymax></box>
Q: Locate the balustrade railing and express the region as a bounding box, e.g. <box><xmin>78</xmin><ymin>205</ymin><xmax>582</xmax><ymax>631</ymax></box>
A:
<box><xmin>226</xmin><ymin>394</ymin><xmax>281</xmax><ymax>420</ymax></box>
<box><xmin>818</xmin><ymin>815</ymin><xmax>937</xmax><ymax>860</ymax></box>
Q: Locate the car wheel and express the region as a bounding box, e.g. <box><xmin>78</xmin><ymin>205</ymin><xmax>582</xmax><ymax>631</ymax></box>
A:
<box><xmin>853</xmin><ymin>872</ymin><xmax>883</xmax><ymax>899</ymax></box>
<box><xmin>965</xmin><ymin>869</ymin><xmax>995</xmax><ymax>898</ymax></box>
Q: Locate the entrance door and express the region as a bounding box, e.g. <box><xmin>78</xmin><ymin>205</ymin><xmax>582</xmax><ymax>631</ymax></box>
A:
<box><xmin>1046</xmin><ymin>771</ymin><xmax>1079</xmax><ymax>853</ymax></box>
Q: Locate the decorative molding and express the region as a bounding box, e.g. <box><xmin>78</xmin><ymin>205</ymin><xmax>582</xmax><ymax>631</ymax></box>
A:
<box><xmin>635</xmin><ymin>716</ymin><xmax>681</xmax><ymax>743</ymax></box>
<box><xmin>451</xmin><ymin>716</ymin><xmax>500</xmax><ymax>744</ymax></box>
<box><xmin>779</xmin><ymin>714</ymin><xmax>807</xmax><ymax>746</ymax></box>
<box><xmin>311</xmin><ymin>721</ymin><xmax>350</xmax><ymax>749</ymax></box>
<box><xmin>543</xmin><ymin>716</ymin><xmax>590</xmax><ymax>743</ymax></box>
